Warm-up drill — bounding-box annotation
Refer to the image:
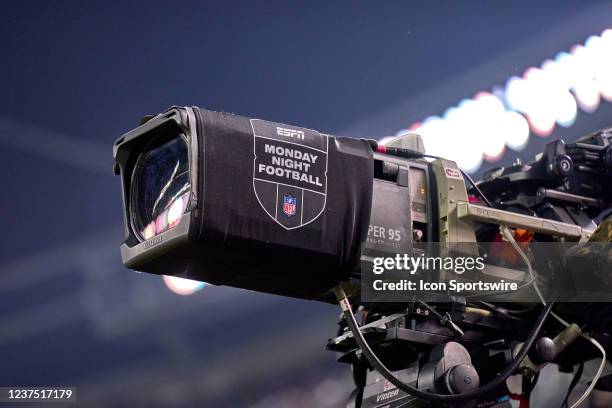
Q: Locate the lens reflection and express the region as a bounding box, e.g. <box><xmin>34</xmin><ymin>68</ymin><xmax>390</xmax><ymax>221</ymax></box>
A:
<box><xmin>131</xmin><ymin>135</ymin><xmax>190</xmax><ymax>240</ymax></box>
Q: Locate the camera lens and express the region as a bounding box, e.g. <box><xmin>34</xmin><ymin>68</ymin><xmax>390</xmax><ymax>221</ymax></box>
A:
<box><xmin>130</xmin><ymin>134</ymin><xmax>191</xmax><ymax>241</ymax></box>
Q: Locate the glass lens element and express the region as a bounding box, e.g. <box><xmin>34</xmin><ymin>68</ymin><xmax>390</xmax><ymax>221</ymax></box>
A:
<box><xmin>131</xmin><ymin>135</ymin><xmax>190</xmax><ymax>240</ymax></box>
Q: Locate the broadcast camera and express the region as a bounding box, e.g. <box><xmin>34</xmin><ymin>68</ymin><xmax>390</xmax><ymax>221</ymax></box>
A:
<box><xmin>113</xmin><ymin>107</ymin><xmax>612</xmax><ymax>407</ymax></box>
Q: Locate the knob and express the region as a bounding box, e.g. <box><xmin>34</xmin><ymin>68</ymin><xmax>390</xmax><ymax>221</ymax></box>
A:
<box><xmin>555</xmin><ymin>155</ymin><xmax>573</xmax><ymax>176</ymax></box>
<box><xmin>533</xmin><ymin>337</ymin><xmax>556</xmax><ymax>364</ymax></box>
<box><xmin>444</xmin><ymin>364</ymin><xmax>480</xmax><ymax>395</ymax></box>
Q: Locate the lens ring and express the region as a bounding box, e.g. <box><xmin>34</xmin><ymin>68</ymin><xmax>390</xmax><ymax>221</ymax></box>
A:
<box><xmin>129</xmin><ymin>133</ymin><xmax>191</xmax><ymax>241</ymax></box>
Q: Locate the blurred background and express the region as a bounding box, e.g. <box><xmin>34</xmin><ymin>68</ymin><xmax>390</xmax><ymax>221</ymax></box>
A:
<box><xmin>1</xmin><ymin>1</ymin><xmax>612</xmax><ymax>407</ymax></box>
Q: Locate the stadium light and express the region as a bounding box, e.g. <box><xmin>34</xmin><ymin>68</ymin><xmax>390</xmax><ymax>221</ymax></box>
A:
<box><xmin>398</xmin><ymin>28</ymin><xmax>612</xmax><ymax>173</ymax></box>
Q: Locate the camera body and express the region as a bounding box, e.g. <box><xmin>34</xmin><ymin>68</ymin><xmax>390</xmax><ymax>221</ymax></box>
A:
<box><xmin>114</xmin><ymin>107</ymin><xmax>607</xmax><ymax>301</ymax></box>
<box><xmin>114</xmin><ymin>105</ymin><xmax>501</xmax><ymax>302</ymax></box>
<box><xmin>114</xmin><ymin>106</ymin><xmax>612</xmax><ymax>407</ymax></box>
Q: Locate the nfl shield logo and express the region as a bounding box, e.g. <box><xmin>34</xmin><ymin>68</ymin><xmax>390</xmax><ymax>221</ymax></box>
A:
<box><xmin>251</xmin><ymin>119</ymin><xmax>328</xmax><ymax>229</ymax></box>
<box><xmin>283</xmin><ymin>195</ymin><xmax>297</xmax><ymax>216</ymax></box>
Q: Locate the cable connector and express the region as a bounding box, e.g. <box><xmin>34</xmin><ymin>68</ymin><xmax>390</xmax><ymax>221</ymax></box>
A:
<box><xmin>441</xmin><ymin>312</ymin><xmax>465</xmax><ymax>337</ymax></box>
<box><xmin>333</xmin><ymin>286</ymin><xmax>351</xmax><ymax>312</ymax></box>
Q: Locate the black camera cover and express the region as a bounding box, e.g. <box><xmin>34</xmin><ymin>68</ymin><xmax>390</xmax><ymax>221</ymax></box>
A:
<box><xmin>185</xmin><ymin>108</ymin><xmax>373</xmax><ymax>299</ymax></box>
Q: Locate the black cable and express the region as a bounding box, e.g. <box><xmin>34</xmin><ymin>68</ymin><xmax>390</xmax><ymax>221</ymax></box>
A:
<box><xmin>459</xmin><ymin>168</ymin><xmax>494</xmax><ymax>208</ymax></box>
<box><xmin>561</xmin><ymin>363</ymin><xmax>584</xmax><ymax>408</ymax></box>
<box><xmin>335</xmin><ymin>286</ymin><xmax>553</xmax><ymax>403</ymax></box>
<box><xmin>417</xmin><ymin>300</ymin><xmax>464</xmax><ymax>336</ymax></box>
<box><xmin>523</xmin><ymin>372</ymin><xmax>540</xmax><ymax>396</ymax></box>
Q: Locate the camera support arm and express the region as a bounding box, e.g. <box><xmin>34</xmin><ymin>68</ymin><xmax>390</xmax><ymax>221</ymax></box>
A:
<box><xmin>334</xmin><ymin>285</ymin><xmax>554</xmax><ymax>404</ymax></box>
<box><xmin>456</xmin><ymin>201</ymin><xmax>594</xmax><ymax>240</ymax></box>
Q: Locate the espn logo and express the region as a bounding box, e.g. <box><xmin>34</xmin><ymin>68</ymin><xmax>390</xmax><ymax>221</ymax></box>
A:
<box><xmin>276</xmin><ymin>126</ymin><xmax>305</xmax><ymax>140</ymax></box>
